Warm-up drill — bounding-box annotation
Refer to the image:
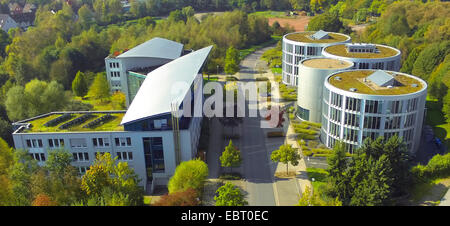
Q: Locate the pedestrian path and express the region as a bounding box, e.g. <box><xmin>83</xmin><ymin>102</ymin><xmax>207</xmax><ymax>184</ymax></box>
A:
<box><xmin>266</xmin><ymin>70</ymin><xmax>313</xmax><ymax>206</ymax></box>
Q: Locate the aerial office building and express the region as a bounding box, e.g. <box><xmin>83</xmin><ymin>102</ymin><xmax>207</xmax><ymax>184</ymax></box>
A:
<box><xmin>322</xmin><ymin>43</ymin><xmax>401</xmax><ymax>71</ymax></box>
<box><xmin>281</xmin><ymin>30</ymin><xmax>351</xmax><ymax>86</ymax></box>
<box><xmin>105</xmin><ymin>37</ymin><xmax>184</xmax><ymax>106</ymax></box>
<box><xmin>320</xmin><ymin>69</ymin><xmax>427</xmax><ymax>154</ymax></box>
<box><xmin>12</xmin><ymin>45</ymin><xmax>213</xmax><ymax>193</ymax></box>
<box><xmin>296</xmin><ymin>58</ymin><xmax>354</xmax><ymax>123</ymax></box>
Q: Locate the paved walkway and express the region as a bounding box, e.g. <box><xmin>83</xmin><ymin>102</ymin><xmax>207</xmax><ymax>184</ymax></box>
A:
<box><xmin>267</xmin><ymin>73</ymin><xmax>312</xmax><ymax>206</ymax></box>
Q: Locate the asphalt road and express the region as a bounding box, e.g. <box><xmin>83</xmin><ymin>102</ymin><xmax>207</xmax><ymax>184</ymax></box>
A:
<box><xmin>236</xmin><ymin>45</ymin><xmax>281</xmax><ymax>206</ymax></box>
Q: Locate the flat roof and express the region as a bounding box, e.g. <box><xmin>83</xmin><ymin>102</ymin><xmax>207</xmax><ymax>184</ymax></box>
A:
<box><xmin>17</xmin><ymin>112</ymin><xmax>125</xmax><ymax>133</ymax></box>
<box><xmin>328</xmin><ymin>70</ymin><xmax>425</xmax><ymax>95</ymax></box>
<box><xmin>285</xmin><ymin>31</ymin><xmax>349</xmax><ymax>43</ymax></box>
<box><xmin>324</xmin><ymin>44</ymin><xmax>399</xmax><ymax>59</ymax></box>
<box><xmin>301</xmin><ymin>58</ymin><xmax>353</xmax><ymax>69</ymax></box>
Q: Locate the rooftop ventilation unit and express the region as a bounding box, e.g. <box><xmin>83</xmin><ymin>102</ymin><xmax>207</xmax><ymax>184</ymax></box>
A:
<box><xmin>349</xmin><ymin>88</ymin><xmax>357</xmax><ymax>92</ymax></box>
<box><xmin>387</xmin><ymin>85</ymin><xmax>393</xmax><ymax>89</ymax></box>
<box><xmin>411</xmin><ymin>84</ymin><xmax>418</xmax><ymax>87</ymax></box>
<box><xmin>334</xmin><ymin>76</ymin><xmax>341</xmax><ymax>81</ymax></box>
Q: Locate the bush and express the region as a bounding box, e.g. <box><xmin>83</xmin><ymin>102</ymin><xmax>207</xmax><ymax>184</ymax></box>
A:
<box><xmin>412</xmin><ymin>153</ymin><xmax>450</xmax><ymax>181</ymax></box>
<box><xmin>168</xmin><ymin>159</ymin><xmax>209</xmax><ymax>194</ymax></box>
<box><xmin>297</xmin><ymin>134</ymin><xmax>317</xmax><ymax>140</ymax></box>
<box><xmin>294</xmin><ymin>128</ymin><xmax>319</xmax><ymax>135</ymax></box>
<box><xmin>153</xmin><ymin>188</ymin><xmax>200</xmax><ymax>206</ymax></box>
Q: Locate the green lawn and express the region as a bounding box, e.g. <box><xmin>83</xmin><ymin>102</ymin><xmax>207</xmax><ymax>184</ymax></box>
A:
<box><xmin>248</xmin><ymin>10</ymin><xmax>290</xmax><ymax>18</ymax></box>
<box><xmin>306</xmin><ymin>167</ymin><xmax>329</xmax><ymax>193</ymax></box>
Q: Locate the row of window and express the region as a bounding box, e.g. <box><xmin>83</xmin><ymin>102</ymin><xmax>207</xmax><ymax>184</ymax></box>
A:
<box><xmin>110</xmin><ymin>71</ymin><xmax>121</xmax><ymax>78</ymax></box>
<box><xmin>283</xmin><ymin>43</ymin><xmax>322</xmax><ymax>56</ymax></box>
<box><xmin>109</xmin><ymin>62</ymin><xmax>120</xmax><ymax>68</ymax></box>
<box><xmin>355</xmin><ymin>61</ymin><xmax>397</xmax><ymax>70</ymax></box>
<box><xmin>326</xmin><ymin>93</ymin><xmax>419</xmax><ymax>115</ymax></box>
<box><xmin>27</xmin><ymin>137</ymin><xmax>133</xmax><ymax>149</ymax></box>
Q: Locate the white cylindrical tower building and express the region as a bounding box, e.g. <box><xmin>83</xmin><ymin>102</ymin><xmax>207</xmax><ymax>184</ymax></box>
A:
<box><xmin>321</xmin><ymin>69</ymin><xmax>427</xmax><ymax>154</ymax></box>
<box><xmin>297</xmin><ymin>58</ymin><xmax>354</xmax><ymax>123</ymax></box>
<box><xmin>322</xmin><ymin>43</ymin><xmax>401</xmax><ymax>71</ymax></box>
<box><xmin>282</xmin><ymin>30</ymin><xmax>351</xmax><ymax>86</ymax></box>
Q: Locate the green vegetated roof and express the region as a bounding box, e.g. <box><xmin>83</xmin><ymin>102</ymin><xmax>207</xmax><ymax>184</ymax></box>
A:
<box><xmin>22</xmin><ymin>113</ymin><xmax>125</xmax><ymax>133</ymax></box>
<box><xmin>285</xmin><ymin>32</ymin><xmax>349</xmax><ymax>43</ymax></box>
<box><xmin>328</xmin><ymin>70</ymin><xmax>424</xmax><ymax>95</ymax></box>
<box><xmin>324</xmin><ymin>44</ymin><xmax>399</xmax><ymax>58</ymax></box>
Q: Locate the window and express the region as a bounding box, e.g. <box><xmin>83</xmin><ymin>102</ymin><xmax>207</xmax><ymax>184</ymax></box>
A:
<box><xmin>117</xmin><ymin>152</ymin><xmax>133</xmax><ymax>161</ymax></box>
<box><xmin>365</xmin><ymin>100</ymin><xmax>382</xmax><ymax>114</ymax></box>
<box><xmin>95</xmin><ymin>152</ymin><xmax>110</xmax><ymax>159</ymax></box>
<box><xmin>115</xmin><ymin>137</ymin><xmax>132</xmax><ymax>147</ymax></box>
<box><xmin>285</xmin><ymin>43</ymin><xmax>293</xmax><ymax>53</ymax></box>
<box><xmin>70</xmin><ymin>138</ymin><xmax>87</xmax><ymax>148</ymax></box>
<box><xmin>294</xmin><ymin>66</ymin><xmax>299</xmax><ymax>75</ymax></box>
<box><xmin>404</xmin><ymin>114</ymin><xmax>416</xmax><ymax>128</ymax></box>
<box><xmin>307</xmin><ymin>47</ymin><xmax>317</xmax><ymax>56</ymax></box>
<box><xmin>48</xmin><ymin>139</ymin><xmax>64</xmax><ymax>148</ymax></box>
<box><xmin>30</xmin><ymin>153</ymin><xmax>45</xmax><ymax>162</ymax></box>
<box><xmin>78</xmin><ymin>166</ymin><xmax>89</xmax><ymax>175</ymax></box>
<box><xmin>385</xmin><ymin>116</ymin><xmax>401</xmax><ymax>130</ymax></box>
<box><xmin>329</xmin><ymin>122</ymin><xmax>340</xmax><ymax>137</ymax></box>
<box><xmin>372</xmin><ymin>62</ymin><xmax>384</xmax><ymax>69</ymax></box>
<box><xmin>25</xmin><ymin>139</ymin><xmax>43</xmax><ymax>148</ymax></box>
<box><xmin>330</xmin><ymin>93</ymin><xmax>342</xmax><ymax>108</ymax></box>
<box><xmin>93</xmin><ymin>138</ymin><xmax>109</xmax><ymax>147</ymax></box>
<box><xmin>406</xmin><ymin>98</ymin><xmax>418</xmax><ymax>112</ymax></box>
<box><xmin>386</xmin><ymin>101</ymin><xmax>402</xmax><ymax>114</ymax></box>
<box><xmin>344</xmin><ymin>112</ymin><xmax>360</xmax><ymax>127</ymax></box>
<box><xmin>345</xmin><ymin>97</ymin><xmax>361</xmax><ymax>112</ymax></box>
<box><xmin>73</xmin><ymin>152</ymin><xmax>89</xmax><ymax>162</ymax></box>
<box><xmin>295</xmin><ymin>46</ymin><xmax>304</xmax><ymax>55</ymax></box>
<box><xmin>362</xmin><ymin>131</ymin><xmax>378</xmax><ymax>141</ymax></box>
<box><xmin>343</xmin><ymin>128</ymin><xmax>358</xmax><ymax>142</ymax></box>
<box><xmin>285</xmin><ymin>54</ymin><xmax>293</xmax><ymax>63</ymax></box>
<box><xmin>364</xmin><ymin>116</ymin><xmax>381</xmax><ymax>129</ymax></box>
<box><xmin>359</xmin><ymin>62</ymin><xmax>369</xmax><ymax>69</ymax></box>
<box><xmin>329</xmin><ymin>107</ymin><xmax>341</xmax><ymax>123</ymax></box>
<box><xmin>296</xmin><ymin>106</ymin><xmax>310</xmax><ymax>121</ymax></box>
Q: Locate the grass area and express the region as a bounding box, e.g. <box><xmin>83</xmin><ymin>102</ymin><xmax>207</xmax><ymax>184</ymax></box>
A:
<box><xmin>324</xmin><ymin>44</ymin><xmax>399</xmax><ymax>59</ymax></box>
<box><xmin>239</xmin><ymin>35</ymin><xmax>282</xmax><ymax>61</ymax></box>
<box><xmin>329</xmin><ymin>70</ymin><xmax>424</xmax><ymax>95</ymax></box>
<box><xmin>425</xmin><ymin>98</ymin><xmax>450</xmax><ymax>149</ymax></box>
<box><xmin>306</xmin><ymin>167</ymin><xmax>329</xmax><ymax>194</ymax></box>
<box><xmin>24</xmin><ymin>113</ymin><xmax>124</xmax><ymax>133</ymax></box>
<box><xmin>248</xmin><ymin>10</ymin><xmax>291</xmax><ymax>18</ymax></box>
<box><xmin>285</xmin><ymin>32</ymin><xmax>349</xmax><ymax>43</ymax></box>
<box><xmin>75</xmin><ymin>96</ymin><xmax>119</xmax><ymax>111</ymax></box>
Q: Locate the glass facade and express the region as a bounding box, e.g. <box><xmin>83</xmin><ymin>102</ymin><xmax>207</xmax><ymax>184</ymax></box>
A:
<box><xmin>321</xmin><ymin>86</ymin><xmax>423</xmax><ymax>153</ymax></box>
<box><xmin>127</xmin><ymin>71</ymin><xmax>146</xmax><ymax>104</ymax></box>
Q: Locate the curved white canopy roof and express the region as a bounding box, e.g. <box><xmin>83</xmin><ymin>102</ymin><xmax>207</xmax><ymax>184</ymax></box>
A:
<box><xmin>121</xmin><ymin>45</ymin><xmax>213</xmax><ymax>125</ymax></box>
<box><xmin>116</xmin><ymin>37</ymin><xmax>184</xmax><ymax>60</ymax></box>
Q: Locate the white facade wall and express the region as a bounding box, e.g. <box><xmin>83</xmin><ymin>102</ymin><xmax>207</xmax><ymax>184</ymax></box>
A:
<box><xmin>12</xmin><ymin>122</ymin><xmax>201</xmax><ymax>190</ymax></box>
<box><xmin>320</xmin><ymin>70</ymin><xmax>427</xmax><ymax>154</ymax></box>
<box><xmin>281</xmin><ymin>32</ymin><xmax>351</xmax><ymax>86</ymax></box>
<box><xmin>297</xmin><ymin>59</ymin><xmax>354</xmax><ymax>123</ymax></box>
<box><xmin>322</xmin><ymin>44</ymin><xmax>402</xmax><ymax>71</ymax></box>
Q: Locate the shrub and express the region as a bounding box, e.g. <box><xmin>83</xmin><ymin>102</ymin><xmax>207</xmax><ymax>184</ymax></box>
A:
<box><xmin>255</xmin><ymin>77</ymin><xmax>269</xmax><ymax>81</ymax></box>
<box><xmin>168</xmin><ymin>159</ymin><xmax>209</xmax><ymax>194</ymax></box>
<box><xmin>294</xmin><ymin>128</ymin><xmax>319</xmax><ymax>135</ymax></box>
<box><xmin>412</xmin><ymin>153</ymin><xmax>450</xmax><ymax>181</ymax></box>
<box><xmin>153</xmin><ymin>188</ymin><xmax>200</xmax><ymax>206</ymax></box>
<box><xmin>297</xmin><ymin>134</ymin><xmax>317</xmax><ymax>140</ymax></box>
